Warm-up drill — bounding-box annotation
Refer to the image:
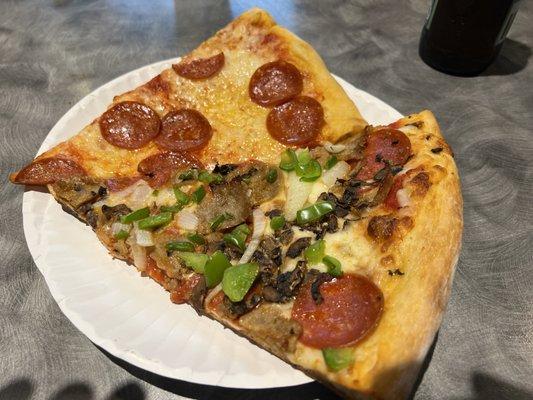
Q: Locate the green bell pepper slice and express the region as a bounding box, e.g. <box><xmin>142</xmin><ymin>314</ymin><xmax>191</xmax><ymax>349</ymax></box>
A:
<box><xmin>324</xmin><ymin>155</ymin><xmax>338</xmax><ymax>170</ymax></box>
<box><xmin>222</xmin><ymin>263</ymin><xmax>259</xmax><ymax>302</ymax></box>
<box><xmin>210</xmin><ymin>212</ymin><xmax>233</xmax><ymax>231</ymax></box>
<box><xmin>296</xmin><ymin>159</ymin><xmax>322</xmax><ymax>182</ymax></box>
<box><xmin>178</xmin><ymin>169</ymin><xmax>198</xmax><ymax>181</ymax></box>
<box><xmin>191</xmin><ymin>186</ymin><xmax>206</xmax><ymax>204</ymax></box>
<box><xmin>323</xmin><ymin>255</ymin><xmax>342</xmax><ymax>277</ymax></box>
<box><xmin>198</xmin><ymin>170</ymin><xmax>224</xmax><ymax>184</ymax></box>
<box><xmin>296</xmin><ymin>148</ymin><xmax>312</xmax><ymax>165</ymax></box>
<box><xmin>322</xmin><ymin>347</ymin><xmax>355</xmax><ymax>372</ymax></box>
<box><xmin>265</xmin><ymin>168</ymin><xmax>278</xmax><ymax>183</ymax></box>
<box><xmin>166</xmin><ymin>241</ymin><xmax>195</xmax><ymax>252</ymax></box>
<box><xmin>177</xmin><ymin>252</ymin><xmax>209</xmax><ymax>273</ymax></box>
<box><xmin>223</xmin><ymin>223</ymin><xmax>250</xmax><ymax>251</ymax></box>
<box><xmin>304</xmin><ymin>239</ymin><xmax>325</xmax><ymax>265</ymax></box>
<box><xmin>120</xmin><ymin>207</ymin><xmax>150</xmax><ymax>224</ymax></box>
<box><xmin>270</xmin><ymin>215</ymin><xmax>285</xmax><ymax>231</ymax></box>
<box><xmin>279</xmin><ymin>149</ymin><xmax>298</xmax><ymax>171</ymax></box>
<box><xmin>187</xmin><ymin>233</ymin><xmax>206</xmax><ymax>245</ymax></box>
<box><xmin>173</xmin><ymin>186</ymin><xmax>190</xmax><ymax>205</ymax></box>
<box><xmin>204</xmin><ymin>251</ymin><xmax>232</xmax><ymax>288</ymax></box>
<box><xmin>296</xmin><ymin>201</ymin><xmax>334</xmax><ymax>225</ymax></box>
<box><xmin>114</xmin><ymin>229</ymin><xmax>129</xmax><ymax>240</ymax></box>
<box><xmin>137</xmin><ymin>212</ymin><xmax>173</xmax><ymax>230</ymax></box>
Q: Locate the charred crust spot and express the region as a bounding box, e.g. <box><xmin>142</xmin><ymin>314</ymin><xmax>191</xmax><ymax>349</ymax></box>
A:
<box><xmin>388</xmin><ymin>269</ymin><xmax>405</xmax><ymax>276</ymax></box>
<box><xmin>410</xmin><ymin>171</ymin><xmax>431</xmax><ymax>195</ymax></box>
<box><xmin>425</xmin><ymin>135</ymin><xmax>431</xmax><ymax>140</ymax></box>
<box><xmin>431</xmin><ymin>147</ymin><xmax>444</xmax><ymax>154</ymax></box>
<box><xmin>367</xmin><ymin>214</ymin><xmax>397</xmax><ymax>241</ymax></box>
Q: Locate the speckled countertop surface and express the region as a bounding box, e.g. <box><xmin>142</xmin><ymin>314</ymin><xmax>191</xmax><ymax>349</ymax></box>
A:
<box><xmin>1</xmin><ymin>1</ymin><xmax>532</xmax><ymax>399</ymax></box>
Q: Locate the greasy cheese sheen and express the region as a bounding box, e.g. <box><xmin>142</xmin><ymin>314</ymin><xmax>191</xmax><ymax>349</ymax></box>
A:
<box><xmin>34</xmin><ymin>9</ymin><xmax>365</xmax><ymax>179</ymax></box>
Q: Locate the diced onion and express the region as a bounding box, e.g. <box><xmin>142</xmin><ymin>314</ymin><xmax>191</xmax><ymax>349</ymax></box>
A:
<box><xmin>239</xmin><ymin>208</ymin><xmax>266</xmax><ymax>264</ymax></box>
<box><xmin>111</xmin><ymin>222</ymin><xmax>131</xmax><ymax>237</ymax></box>
<box><xmin>396</xmin><ymin>189</ymin><xmax>411</xmax><ymax>208</ymax></box>
<box><xmin>321</xmin><ymin>160</ymin><xmax>350</xmax><ymax>188</ymax></box>
<box><xmin>176</xmin><ymin>209</ymin><xmax>199</xmax><ymax>231</ymax></box>
<box><xmin>130</xmin><ymin>243</ymin><xmax>147</xmax><ymax>271</ymax></box>
<box><xmin>308</xmin><ymin>181</ymin><xmax>328</xmax><ymax>204</ymax></box>
<box><xmin>108</xmin><ymin>180</ymin><xmax>152</xmax><ymax>210</ymax></box>
<box><xmin>324</xmin><ymin>141</ymin><xmax>346</xmax><ymax>154</ymax></box>
<box><xmin>133</xmin><ymin>223</ymin><xmax>154</xmax><ymax>247</ymax></box>
<box><xmin>284</xmin><ymin>172</ymin><xmax>313</xmax><ymax>221</ymax></box>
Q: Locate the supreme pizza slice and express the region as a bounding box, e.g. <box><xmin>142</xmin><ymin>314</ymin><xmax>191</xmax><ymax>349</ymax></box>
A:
<box><xmin>10</xmin><ymin>8</ymin><xmax>462</xmax><ymax>400</ymax></box>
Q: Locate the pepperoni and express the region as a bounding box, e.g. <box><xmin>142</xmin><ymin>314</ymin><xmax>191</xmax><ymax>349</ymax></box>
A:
<box><xmin>12</xmin><ymin>157</ymin><xmax>85</xmax><ymax>185</ymax></box>
<box><xmin>105</xmin><ymin>176</ymin><xmax>141</xmax><ymax>192</ymax></box>
<box><xmin>154</xmin><ymin>109</ymin><xmax>213</xmax><ymax>152</ymax></box>
<box><xmin>249</xmin><ymin>61</ymin><xmax>303</xmax><ymax>107</ymax></box>
<box><xmin>266</xmin><ymin>96</ymin><xmax>324</xmax><ymax>145</ymax></box>
<box><xmin>99</xmin><ymin>101</ymin><xmax>161</xmax><ymax>149</ymax></box>
<box><xmin>172</xmin><ymin>52</ymin><xmax>225</xmax><ymax>80</ymax></box>
<box><xmin>170</xmin><ymin>274</ymin><xmax>203</xmax><ymax>304</ymax></box>
<box><xmin>291</xmin><ymin>274</ymin><xmax>383</xmax><ymax>349</ymax></box>
<box><xmin>137</xmin><ymin>151</ymin><xmax>203</xmax><ymax>187</ymax></box>
<box><xmin>356</xmin><ymin>128</ymin><xmax>412</xmax><ymax>180</ymax></box>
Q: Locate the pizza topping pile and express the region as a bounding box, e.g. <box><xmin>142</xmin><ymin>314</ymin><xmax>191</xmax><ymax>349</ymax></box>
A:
<box><xmin>46</xmin><ymin>126</ymin><xmax>416</xmax><ymax>370</ymax></box>
<box><xmin>21</xmin><ymin>126</ymin><xmax>416</xmax><ymax>360</ymax></box>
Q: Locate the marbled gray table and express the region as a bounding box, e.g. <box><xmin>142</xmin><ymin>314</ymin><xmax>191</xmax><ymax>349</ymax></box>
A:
<box><xmin>1</xmin><ymin>1</ymin><xmax>532</xmax><ymax>399</ymax></box>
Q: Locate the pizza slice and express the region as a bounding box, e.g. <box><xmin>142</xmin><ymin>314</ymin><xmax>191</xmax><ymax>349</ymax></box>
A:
<box><xmin>10</xmin><ymin>8</ymin><xmax>462</xmax><ymax>400</ymax></box>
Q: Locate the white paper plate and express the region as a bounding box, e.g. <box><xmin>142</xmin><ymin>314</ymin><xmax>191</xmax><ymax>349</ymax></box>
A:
<box><xmin>22</xmin><ymin>58</ymin><xmax>401</xmax><ymax>389</ymax></box>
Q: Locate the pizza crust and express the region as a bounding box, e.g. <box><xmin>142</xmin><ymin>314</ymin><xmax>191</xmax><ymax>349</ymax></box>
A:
<box><xmin>335</xmin><ymin>110</ymin><xmax>462</xmax><ymax>399</ymax></box>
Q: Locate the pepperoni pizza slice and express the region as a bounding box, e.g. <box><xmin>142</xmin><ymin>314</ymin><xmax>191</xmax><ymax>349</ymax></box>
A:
<box><xmin>10</xmin><ymin>8</ymin><xmax>462</xmax><ymax>400</ymax></box>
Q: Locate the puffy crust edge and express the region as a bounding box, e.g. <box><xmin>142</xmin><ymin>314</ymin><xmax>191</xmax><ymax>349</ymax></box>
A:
<box><xmin>341</xmin><ymin>110</ymin><xmax>463</xmax><ymax>399</ymax></box>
